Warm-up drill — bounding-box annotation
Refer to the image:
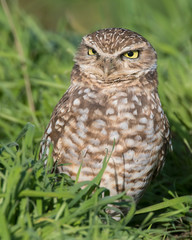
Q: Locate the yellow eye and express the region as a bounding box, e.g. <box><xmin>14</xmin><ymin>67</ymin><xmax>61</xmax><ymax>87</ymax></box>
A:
<box><xmin>123</xmin><ymin>50</ymin><xmax>139</xmax><ymax>59</ymax></box>
<box><xmin>88</xmin><ymin>48</ymin><xmax>97</xmax><ymax>55</ymax></box>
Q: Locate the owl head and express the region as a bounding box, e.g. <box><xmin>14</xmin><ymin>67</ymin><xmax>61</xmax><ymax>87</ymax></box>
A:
<box><xmin>74</xmin><ymin>28</ymin><xmax>157</xmax><ymax>84</ymax></box>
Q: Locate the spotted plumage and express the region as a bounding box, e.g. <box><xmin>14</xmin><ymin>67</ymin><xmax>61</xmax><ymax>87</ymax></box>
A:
<box><xmin>40</xmin><ymin>28</ymin><xmax>171</xmax><ymax>203</ymax></box>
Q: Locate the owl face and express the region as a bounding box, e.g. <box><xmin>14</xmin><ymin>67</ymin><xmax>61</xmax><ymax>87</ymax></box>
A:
<box><xmin>74</xmin><ymin>28</ymin><xmax>157</xmax><ymax>83</ymax></box>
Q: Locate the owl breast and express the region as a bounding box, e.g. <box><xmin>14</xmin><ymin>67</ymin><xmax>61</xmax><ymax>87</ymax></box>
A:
<box><xmin>45</xmin><ymin>84</ymin><xmax>166</xmax><ymax>202</ymax></box>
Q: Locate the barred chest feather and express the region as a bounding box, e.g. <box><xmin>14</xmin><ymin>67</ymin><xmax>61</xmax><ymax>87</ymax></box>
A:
<box><xmin>41</xmin><ymin>84</ymin><xmax>169</xmax><ymax>201</ymax></box>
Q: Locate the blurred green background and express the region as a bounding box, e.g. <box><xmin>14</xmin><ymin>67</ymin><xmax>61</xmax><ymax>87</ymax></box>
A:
<box><xmin>0</xmin><ymin>0</ymin><xmax>192</xmax><ymax>238</ymax></box>
<box><xmin>0</xmin><ymin>0</ymin><xmax>191</xmax><ymax>183</ymax></box>
<box><xmin>17</xmin><ymin>0</ymin><xmax>192</xmax><ymax>37</ymax></box>
<box><xmin>3</xmin><ymin>0</ymin><xmax>192</xmax><ymax>134</ymax></box>
<box><xmin>0</xmin><ymin>0</ymin><xmax>191</xmax><ymax>158</ymax></box>
<box><xmin>0</xmin><ymin>0</ymin><xmax>191</xmax><ymax>185</ymax></box>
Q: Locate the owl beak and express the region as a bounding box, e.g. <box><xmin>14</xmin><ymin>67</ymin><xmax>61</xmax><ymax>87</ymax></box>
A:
<box><xmin>103</xmin><ymin>58</ymin><xmax>115</xmax><ymax>79</ymax></box>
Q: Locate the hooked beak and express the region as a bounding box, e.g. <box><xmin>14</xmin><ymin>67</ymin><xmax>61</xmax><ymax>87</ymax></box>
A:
<box><xmin>102</xmin><ymin>58</ymin><xmax>115</xmax><ymax>79</ymax></box>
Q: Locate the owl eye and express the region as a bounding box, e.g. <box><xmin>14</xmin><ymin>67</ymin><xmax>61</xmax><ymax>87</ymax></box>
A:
<box><xmin>123</xmin><ymin>50</ymin><xmax>139</xmax><ymax>59</ymax></box>
<box><xmin>88</xmin><ymin>48</ymin><xmax>97</xmax><ymax>55</ymax></box>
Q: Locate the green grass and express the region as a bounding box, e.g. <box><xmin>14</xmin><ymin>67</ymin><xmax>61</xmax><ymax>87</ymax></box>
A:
<box><xmin>0</xmin><ymin>0</ymin><xmax>192</xmax><ymax>239</ymax></box>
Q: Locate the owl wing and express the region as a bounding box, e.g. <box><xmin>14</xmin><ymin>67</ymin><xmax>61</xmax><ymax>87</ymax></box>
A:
<box><xmin>39</xmin><ymin>88</ymin><xmax>71</xmax><ymax>160</ymax></box>
<box><xmin>153</xmin><ymin>112</ymin><xmax>172</xmax><ymax>179</ymax></box>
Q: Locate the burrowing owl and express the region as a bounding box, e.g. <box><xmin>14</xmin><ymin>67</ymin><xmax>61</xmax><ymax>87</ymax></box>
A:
<box><xmin>40</xmin><ymin>28</ymin><xmax>171</xmax><ymax>203</ymax></box>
